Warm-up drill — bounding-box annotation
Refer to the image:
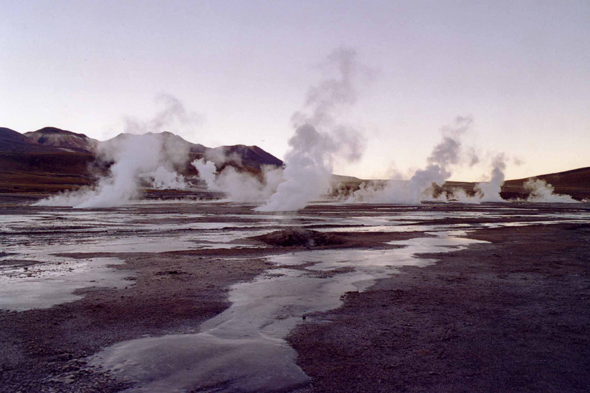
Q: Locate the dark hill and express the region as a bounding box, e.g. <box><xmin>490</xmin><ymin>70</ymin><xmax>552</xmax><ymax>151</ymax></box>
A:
<box><xmin>440</xmin><ymin>167</ymin><xmax>590</xmax><ymax>201</ymax></box>
<box><xmin>0</xmin><ymin>127</ymin><xmax>96</xmax><ymax>196</ymax></box>
<box><xmin>332</xmin><ymin>168</ymin><xmax>590</xmax><ymax>202</ymax></box>
<box><xmin>507</xmin><ymin>166</ymin><xmax>590</xmax><ymax>190</ymax></box>
<box><xmin>102</xmin><ymin>133</ymin><xmax>284</xmax><ymax>172</ymax></box>
<box><xmin>0</xmin><ymin>127</ymin><xmax>28</xmax><ymax>143</ymax></box>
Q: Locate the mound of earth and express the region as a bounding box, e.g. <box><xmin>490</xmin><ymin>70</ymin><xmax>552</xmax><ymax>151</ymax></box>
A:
<box><xmin>253</xmin><ymin>229</ymin><xmax>344</xmax><ymax>248</ymax></box>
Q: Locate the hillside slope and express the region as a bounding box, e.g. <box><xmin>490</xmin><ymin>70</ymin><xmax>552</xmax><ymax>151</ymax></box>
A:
<box><xmin>500</xmin><ymin>167</ymin><xmax>590</xmax><ymax>201</ymax></box>
<box><xmin>25</xmin><ymin>127</ymin><xmax>98</xmax><ymax>153</ymax></box>
<box><xmin>0</xmin><ymin>127</ymin><xmax>61</xmax><ymax>153</ymax></box>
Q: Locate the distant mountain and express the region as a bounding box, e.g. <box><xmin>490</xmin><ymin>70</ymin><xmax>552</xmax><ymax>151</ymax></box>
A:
<box><xmin>331</xmin><ymin>168</ymin><xmax>590</xmax><ymax>201</ymax></box>
<box><xmin>101</xmin><ymin>131</ymin><xmax>206</xmax><ymax>155</ymax></box>
<box><xmin>0</xmin><ymin>126</ymin><xmax>284</xmax><ymax>196</ymax></box>
<box><xmin>332</xmin><ymin>174</ymin><xmax>363</xmax><ymax>184</ymax></box>
<box><xmin>25</xmin><ymin>127</ymin><xmax>98</xmax><ymax>153</ymax></box>
<box><xmin>505</xmin><ymin>166</ymin><xmax>590</xmax><ymax>190</ymax></box>
<box><xmin>102</xmin><ymin>132</ymin><xmax>282</xmax><ymax>170</ymax></box>
<box><xmin>207</xmin><ymin>144</ymin><xmax>284</xmax><ymax>169</ymax></box>
<box><xmin>0</xmin><ymin>127</ymin><xmax>283</xmax><ymax>169</ymax></box>
<box><xmin>7</xmin><ymin>125</ymin><xmax>584</xmax><ymax>201</ymax></box>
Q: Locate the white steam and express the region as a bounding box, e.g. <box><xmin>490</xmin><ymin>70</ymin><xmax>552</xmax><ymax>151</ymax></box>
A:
<box><xmin>351</xmin><ymin>116</ymin><xmax>473</xmax><ymax>204</ymax></box>
<box><xmin>257</xmin><ymin>48</ymin><xmax>367</xmax><ymax>211</ymax></box>
<box><xmin>35</xmin><ymin>96</ymin><xmax>196</xmax><ymax>208</ymax></box>
<box><xmin>146</xmin><ymin>167</ymin><xmax>187</xmax><ymax>190</ymax></box>
<box><xmin>215</xmin><ymin>165</ymin><xmax>284</xmax><ymax>203</ymax></box>
<box><xmin>524</xmin><ymin>179</ymin><xmax>578</xmax><ymax>203</ymax></box>
<box><xmin>123</xmin><ymin>94</ymin><xmax>201</xmax><ymax>140</ymax></box>
<box><xmin>475</xmin><ymin>154</ymin><xmax>507</xmax><ymax>202</ymax></box>
<box><xmin>192</xmin><ymin>158</ymin><xmax>220</xmax><ymax>192</ymax></box>
<box><xmin>192</xmin><ymin>158</ymin><xmax>284</xmax><ymax>203</ymax></box>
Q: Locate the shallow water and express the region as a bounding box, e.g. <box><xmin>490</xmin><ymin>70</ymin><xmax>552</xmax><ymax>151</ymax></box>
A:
<box><xmin>0</xmin><ymin>256</ymin><xmax>130</xmax><ymax>311</ymax></box>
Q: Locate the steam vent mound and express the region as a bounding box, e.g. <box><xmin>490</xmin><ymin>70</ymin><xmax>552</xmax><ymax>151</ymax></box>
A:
<box><xmin>254</xmin><ymin>229</ymin><xmax>344</xmax><ymax>248</ymax></box>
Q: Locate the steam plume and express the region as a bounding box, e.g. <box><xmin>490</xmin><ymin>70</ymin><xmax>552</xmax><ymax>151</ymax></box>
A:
<box><xmin>475</xmin><ymin>154</ymin><xmax>507</xmax><ymax>202</ymax></box>
<box><xmin>524</xmin><ymin>179</ymin><xmax>578</xmax><ymax>203</ymax></box>
<box><xmin>215</xmin><ymin>165</ymin><xmax>284</xmax><ymax>203</ymax></box>
<box><xmin>192</xmin><ymin>158</ymin><xmax>220</xmax><ymax>192</ymax></box>
<box><xmin>124</xmin><ymin>94</ymin><xmax>201</xmax><ymax>139</ymax></box>
<box><xmin>35</xmin><ymin>95</ymin><xmax>197</xmax><ymax>208</ymax></box>
<box><xmin>146</xmin><ymin>167</ymin><xmax>187</xmax><ymax>190</ymax></box>
<box><xmin>257</xmin><ymin>48</ymin><xmax>367</xmax><ymax>211</ymax></box>
<box><xmin>355</xmin><ymin>116</ymin><xmax>473</xmax><ymax>204</ymax></box>
<box><xmin>192</xmin><ymin>158</ymin><xmax>284</xmax><ymax>203</ymax></box>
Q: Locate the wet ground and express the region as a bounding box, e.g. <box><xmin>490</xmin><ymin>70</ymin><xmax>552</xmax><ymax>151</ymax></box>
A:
<box><xmin>1</xmin><ymin>201</ymin><xmax>589</xmax><ymax>392</ymax></box>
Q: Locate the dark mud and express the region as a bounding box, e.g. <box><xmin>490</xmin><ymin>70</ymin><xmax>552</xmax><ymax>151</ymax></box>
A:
<box><xmin>252</xmin><ymin>229</ymin><xmax>345</xmax><ymax>248</ymax></box>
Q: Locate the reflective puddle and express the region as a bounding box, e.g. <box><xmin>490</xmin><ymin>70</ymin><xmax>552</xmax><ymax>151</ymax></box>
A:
<box><xmin>0</xmin><ymin>256</ymin><xmax>131</xmax><ymax>311</ymax></box>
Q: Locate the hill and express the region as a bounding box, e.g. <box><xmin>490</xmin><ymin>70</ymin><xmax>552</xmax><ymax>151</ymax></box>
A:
<box><xmin>501</xmin><ymin>167</ymin><xmax>590</xmax><ymax>201</ymax></box>
<box><xmin>438</xmin><ymin>167</ymin><xmax>590</xmax><ymax>201</ymax></box>
<box><xmin>206</xmin><ymin>144</ymin><xmax>284</xmax><ymax>171</ymax></box>
<box><xmin>0</xmin><ymin>127</ymin><xmax>62</xmax><ymax>153</ymax></box>
<box><xmin>0</xmin><ymin>127</ymin><xmax>284</xmax><ymax>199</ymax></box>
<box><xmin>25</xmin><ymin>127</ymin><xmax>98</xmax><ymax>153</ymax></box>
<box><xmin>101</xmin><ymin>131</ymin><xmax>206</xmax><ymax>155</ymax></box>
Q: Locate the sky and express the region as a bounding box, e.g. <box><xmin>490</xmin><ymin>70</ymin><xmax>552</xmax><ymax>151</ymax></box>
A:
<box><xmin>2</xmin><ymin>0</ymin><xmax>589</xmax><ymax>181</ymax></box>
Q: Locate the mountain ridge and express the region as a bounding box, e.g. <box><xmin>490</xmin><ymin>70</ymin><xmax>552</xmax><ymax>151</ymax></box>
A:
<box><xmin>0</xmin><ymin>126</ymin><xmax>285</xmax><ymax>197</ymax></box>
<box><xmin>2</xmin><ymin>127</ymin><xmax>283</xmax><ymax>169</ymax></box>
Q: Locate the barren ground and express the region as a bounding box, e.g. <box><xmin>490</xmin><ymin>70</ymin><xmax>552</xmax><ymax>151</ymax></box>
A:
<box><xmin>0</xmin><ymin>201</ymin><xmax>589</xmax><ymax>392</ymax></box>
<box><xmin>289</xmin><ymin>223</ymin><xmax>590</xmax><ymax>393</ymax></box>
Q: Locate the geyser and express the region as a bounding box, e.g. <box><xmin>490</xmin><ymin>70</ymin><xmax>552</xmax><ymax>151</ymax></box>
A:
<box><xmin>257</xmin><ymin>47</ymin><xmax>367</xmax><ymax>212</ymax></box>
<box><xmin>35</xmin><ymin>95</ymin><xmax>197</xmax><ymax>208</ymax></box>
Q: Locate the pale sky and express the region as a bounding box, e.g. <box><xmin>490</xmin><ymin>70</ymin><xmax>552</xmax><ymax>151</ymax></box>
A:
<box><xmin>2</xmin><ymin>1</ymin><xmax>589</xmax><ymax>181</ymax></box>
